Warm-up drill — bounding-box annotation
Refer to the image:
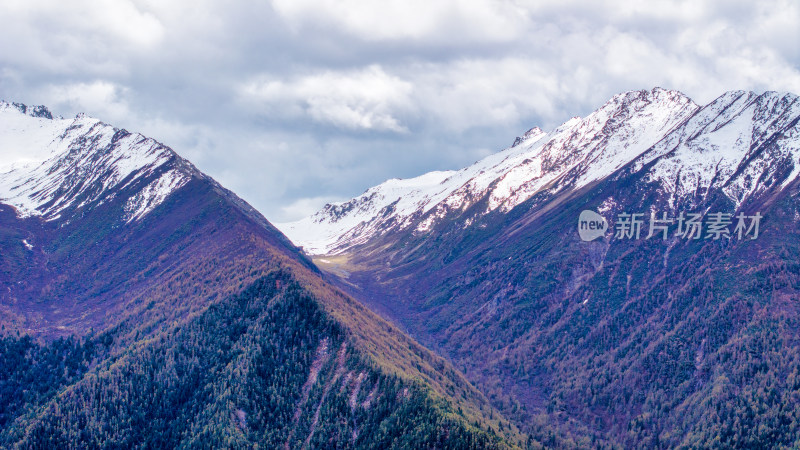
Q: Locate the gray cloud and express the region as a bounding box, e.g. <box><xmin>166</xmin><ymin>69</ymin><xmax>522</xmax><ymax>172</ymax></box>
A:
<box><xmin>1</xmin><ymin>0</ymin><xmax>798</xmax><ymax>221</ymax></box>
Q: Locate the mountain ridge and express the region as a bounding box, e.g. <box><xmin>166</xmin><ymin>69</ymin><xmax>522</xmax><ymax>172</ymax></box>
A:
<box><xmin>277</xmin><ymin>87</ymin><xmax>703</xmax><ymax>254</ymax></box>
<box><xmin>274</xmin><ymin>86</ymin><xmax>800</xmax><ymax>446</ymax></box>
<box><xmin>0</xmin><ymin>101</ymin><xmax>195</xmax><ymax>223</ymax></box>
<box><xmin>278</xmin><ymin>88</ymin><xmax>800</xmax><ymax>259</ymax></box>
<box><xmin>0</xmin><ymin>99</ymin><xmax>527</xmax><ymax>447</ymax></box>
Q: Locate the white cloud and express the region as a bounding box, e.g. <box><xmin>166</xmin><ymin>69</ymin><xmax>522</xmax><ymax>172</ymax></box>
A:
<box><xmin>0</xmin><ymin>0</ymin><xmax>163</xmax><ymax>77</ymax></box>
<box><xmin>241</xmin><ymin>65</ymin><xmax>413</xmax><ymax>132</ymax></box>
<box><xmin>2</xmin><ymin>0</ymin><xmax>164</xmax><ymax>46</ymax></box>
<box><xmin>270</xmin><ymin>0</ymin><xmax>527</xmax><ymax>43</ymax></box>
<box><xmin>36</xmin><ymin>81</ymin><xmax>130</xmax><ymax>122</ymax></box>
<box><xmin>408</xmin><ymin>58</ymin><xmax>562</xmax><ymax>131</ymax></box>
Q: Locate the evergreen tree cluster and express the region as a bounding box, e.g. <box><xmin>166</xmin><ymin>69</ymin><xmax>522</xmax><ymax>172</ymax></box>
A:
<box><xmin>0</xmin><ymin>271</ymin><xmax>508</xmax><ymax>449</ymax></box>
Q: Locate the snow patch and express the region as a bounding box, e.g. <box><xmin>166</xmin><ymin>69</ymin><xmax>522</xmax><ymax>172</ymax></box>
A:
<box><xmin>124</xmin><ymin>169</ymin><xmax>190</xmax><ymax>223</ymax></box>
<box><xmin>0</xmin><ymin>102</ymin><xmax>191</xmax><ymax>224</ymax></box>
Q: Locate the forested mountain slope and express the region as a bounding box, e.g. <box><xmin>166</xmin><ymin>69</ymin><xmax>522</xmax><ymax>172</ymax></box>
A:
<box><xmin>0</xmin><ymin>102</ymin><xmax>523</xmax><ymax>448</ymax></box>
<box><xmin>282</xmin><ymin>88</ymin><xmax>800</xmax><ymax>447</ymax></box>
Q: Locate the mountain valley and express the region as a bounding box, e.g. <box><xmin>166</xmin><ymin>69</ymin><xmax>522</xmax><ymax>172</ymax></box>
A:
<box><xmin>279</xmin><ymin>88</ymin><xmax>800</xmax><ymax>447</ymax></box>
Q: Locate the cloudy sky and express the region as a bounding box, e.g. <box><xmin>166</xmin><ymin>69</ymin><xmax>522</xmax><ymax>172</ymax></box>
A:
<box><xmin>1</xmin><ymin>0</ymin><xmax>799</xmax><ymax>222</ymax></box>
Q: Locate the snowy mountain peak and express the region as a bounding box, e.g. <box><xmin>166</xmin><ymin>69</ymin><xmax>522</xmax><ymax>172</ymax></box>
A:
<box><xmin>634</xmin><ymin>89</ymin><xmax>800</xmax><ymax>207</ymax></box>
<box><xmin>0</xmin><ymin>102</ymin><xmax>195</xmax><ymax>224</ymax></box>
<box><xmin>512</xmin><ymin>126</ymin><xmax>544</xmax><ymax>147</ymax></box>
<box><xmin>529</xmin><ymin>87</ymin><xmax>698</xmax><ymax>188</ymax></box>
<box><xmin>0</xmin><ymin>101</ymin><xmax>57</xmax><ymax>120</ymax></box>
<box><xmin>277</xmin><ymin>88</ymin><xmax>701</xmax><ymax>255</ymax></box>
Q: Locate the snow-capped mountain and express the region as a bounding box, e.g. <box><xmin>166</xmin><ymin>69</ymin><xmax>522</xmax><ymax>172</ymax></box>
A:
<box><xmin>0</xmin><ymin>101</ymin><xmax>517</xmax><ymax>448</ymax></box>
<box><xmin>278</xmin><ymin>87</ymin><xmax>713</xmax><ymax>254</ymax></box>
<box><xmin>0</xmin><ymin>101</ymin><xmax>196</xmax><ymax>224</ymax></box>
<box><xmin>274</xmin><ymin>88</ymin><xmax>800</xmax><ymax>447</ymax></box>
<box><xmin>631</xmin><ymin>90</ymin><xmax>800</xmax><ymax>207</ymax></box>
<box><xmin>278</xmin><ymin>88</ymin><xmax>800</xmax><ymax>255</ymax></box>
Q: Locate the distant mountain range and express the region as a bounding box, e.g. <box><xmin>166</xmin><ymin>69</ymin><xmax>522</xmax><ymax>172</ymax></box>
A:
<box><xmin>278</xmin><ymin>88</ymin><xmax>799</xmax><ymax>256</ymax></box>
<box><xmin>278</xmin><ymin>88</ymin><xmax>800</xmax><ymax>447</ymax></box>
<box><xmin>4</xmin><ymin>87</ymin><xmax>800</xmax><ymax>447</ymax></box>
<box><xmin>0</xmin><ymin>101</ymin><xmax>522</xmax><ymax>448</ymax></box>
